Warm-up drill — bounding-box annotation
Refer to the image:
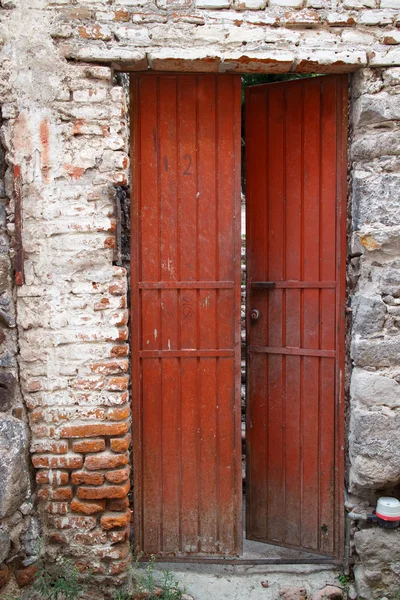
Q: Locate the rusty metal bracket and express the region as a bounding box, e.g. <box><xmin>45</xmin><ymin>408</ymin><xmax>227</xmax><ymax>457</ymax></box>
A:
<box><xmin>250</xmin><ymin>281</ymin><xmax>275</xmax><ymax>289</ymax></box>
<box><xmin>13</xmin><ymin>165</ymin><xmax>24</xmax><ymax>286</ymax></box>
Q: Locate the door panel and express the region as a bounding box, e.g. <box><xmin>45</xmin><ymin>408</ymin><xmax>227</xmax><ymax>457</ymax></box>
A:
<box><xmin>245</xmin><ymin>75</ymin><xmax>347</xmax><ymax>556</ymax></box>
<box><xmin>131</xmin><ymin>74</ymin><xmax>242</xmax><ymax>557</ymax></box>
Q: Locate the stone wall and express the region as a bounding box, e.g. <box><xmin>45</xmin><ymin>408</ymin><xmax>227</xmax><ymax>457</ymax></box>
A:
<box><xmin>349</xmin><ymin>67</ymin><xmax>400</xmax><ymax>598</ymax></box>
<box><xmin>0</xmin><ymin>0</ymin><xmax>399</xmax><ymax>597</ymax></box>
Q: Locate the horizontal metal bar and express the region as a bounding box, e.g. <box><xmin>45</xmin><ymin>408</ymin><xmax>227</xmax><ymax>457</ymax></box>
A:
<box><xmin>249</xmin><ymin>346</ymin><xmax>336</xmax><ymax>358</ymax></box>
<box><xmin>139</xmin><ymin>349</ymin><xmax>234</xmax><ymax>358</ymax></box>
<box><xmin>251</xmin><ymin>282</ymin><xmax>276</xmax><ymax>289</ymax></box>
<box><xmin>138</xmin><ymin>281</ymin><xmax>234</xmax><ymax>289</ymax></box>
<box><xmin>250</xmin><ymin>281</ymin><xmax>336</xmax><ymax>289</ymax></box>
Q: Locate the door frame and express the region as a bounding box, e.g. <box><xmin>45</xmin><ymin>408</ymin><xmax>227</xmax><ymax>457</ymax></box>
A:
<box><xmin>129</xmin><ymin>71</ymin><xmax>348</xmax><ymax>563</ymax></box>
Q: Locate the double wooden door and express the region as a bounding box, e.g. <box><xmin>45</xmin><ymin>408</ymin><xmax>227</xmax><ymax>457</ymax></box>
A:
<box><xmin>131</xmin><ymin>73</ymin><xmax>347</xmax><ymax>558</ymax></box>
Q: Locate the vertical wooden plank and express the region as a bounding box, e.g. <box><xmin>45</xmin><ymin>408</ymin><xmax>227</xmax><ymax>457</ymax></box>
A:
<box><xmin>266</xmin><ymin>85</ymin><xmax>285</xmax><ymax>543</ymax></box>
<box><xmin>246</xmin><ymin>86</ymin><xmax>268</xmax><ymax>540</ymax></box>
<box><xmin>283</xmin><ymin>81</ymin><xmax>303</xmax><ymax>547</ymax></box>
<box><xmin>319</xmin><ymin>76</ymin><xmax>338</xmax><ymax>554</ymax></box>
<box><xmin>178</xmin><ymin>76</ymin><xmax>200</xmax><ymax>553</ymax></box>
<box><xmin>142</xmin><ymin>359</ymin><xmax>162</xmax><ymax>553</ymax></box>
<box><xmin>196</xmin><ymin>75</ymin><xmax>218</xmax><ymax>552</ymax></box>
<box><xmin>301</xmin><ymin>79</ymin><xmax>321</xmax><ymax>551</ymax></box>
<box><xmin>161</xmin><ymin>358</ymin><xmax>181</xmax><ymax>553</ymax></box>
<box><xmin>181</xmin><ymin>358</ymin><xmax>199</xmax><ymax>552</ymax></box>
<box><xmin>217</xmin><ymin>76</ymin><xmax>239</xmax><ymax>552</ymax></box>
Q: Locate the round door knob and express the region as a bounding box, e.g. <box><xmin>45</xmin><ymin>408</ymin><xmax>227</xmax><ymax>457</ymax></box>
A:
<box><xmin>250</xmin><ymin>309</ymin><xmax>260</xmax><ymax>321</ymax></box>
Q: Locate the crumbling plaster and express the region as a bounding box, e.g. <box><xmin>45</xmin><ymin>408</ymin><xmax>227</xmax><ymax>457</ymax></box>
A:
<box><xmin>0</xmin><ymin>0</ymin><xmax>399</xmax><ymax>597</ymax></box>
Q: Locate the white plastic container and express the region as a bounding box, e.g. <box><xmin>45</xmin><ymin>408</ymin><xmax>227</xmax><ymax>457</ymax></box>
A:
<box><xmin>376</xmin><ymin>497</ymin><xmax>400</xmax><ymax>527</ymax></box>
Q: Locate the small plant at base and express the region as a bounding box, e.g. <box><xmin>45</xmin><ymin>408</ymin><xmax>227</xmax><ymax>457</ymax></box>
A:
<box><xmin>338</xmin><ymin>573</ymin><xmax>350</xmax><ymax>588</ymax></box>
<box><xmin>112</xmin><ymin>592</ymin><xmax>131</xmax><ymax>600</ymax></box>
<box><xmin>131</xmin><ymin>554</ymin><xmax>186</xmax><ymax>600</ymax></box>
<box><xmin>29</xmin><ymin>541</ymin><xmax>81</xmax><ymax>600</ymax></box>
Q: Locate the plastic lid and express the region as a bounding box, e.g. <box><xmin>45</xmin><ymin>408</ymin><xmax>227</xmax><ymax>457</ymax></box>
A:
<box><xmin>376</xmin><ymin>497</ymin><xmax>400</xmax><ymax>520</ymax></box>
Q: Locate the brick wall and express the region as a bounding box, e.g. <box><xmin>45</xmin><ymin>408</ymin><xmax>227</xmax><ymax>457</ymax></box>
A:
<box><xmin>0</xmin><ymin>0</ymin><xmax>399</xmax><ymax>596</ymax></box>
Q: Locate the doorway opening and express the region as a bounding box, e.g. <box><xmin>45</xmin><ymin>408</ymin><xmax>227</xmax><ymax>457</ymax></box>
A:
<box><xmin>129</xmin><ymin>72</ymin><xmax>347</xmax><ymax>563</ymax></box>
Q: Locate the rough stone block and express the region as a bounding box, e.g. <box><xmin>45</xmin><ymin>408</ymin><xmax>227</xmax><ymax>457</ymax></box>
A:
<box><xmin>370</xmin><ymin>48</ymin><xmax>400</xmax><ymax>66</ymax></box>
<box><xmin>195</xmin><ymin>0</ymin><xmax>230</xmax><ymax>7</ymax></box>
<box><xmin>233</xmin><ymin>0</ymin><xmax>267</xmax><ymax>8</ymax></box>
<box><xmin>382</xmin><ymin>30</ymin><xmax>400</xmax><ymax>44</ymax></box>
<box><xmin>352</xmin><ymin>171</ymin><xmax>400</xmax><ymax>228</ymax></box>
<box><xmin>0</xmin><ymin>417</ymin><xmax>29</xmax><ymax>518</ymax></box>
<box><xmin>380</xmin><ymin>0</ymin><xmax>400</xmax><ymax>7</ymax></box>
<box><xmin>354</xmin><ymin>92</ymin><xmax>400</xmax><ymax>126</ymax></box>
<box><xmin>358</xmin><ymin>9</ymin><xmax>394</xmax><ymax>24</ymax></box>
<box><xmin>350</xmin><ymin>407</ymin><xmax>400</xmax><ymax>489</ymax></box>
<box><xmin>270</xmin><ymin>0</ymin><xmax>303</xmax><ymax>6</ymax></box>
<box><xmin>0</xmin><ymin>529</ymin><xmax>10</xmax><ymax>564</ymax></box>
<box><xmin>383</xmin><ymin>66</ymin><xmax>400</xmax><ymax>85</ymax></box>
<box><xmin>352</xmin><ymin>294</ymin><xmax>386</xmax><ymax>336</ymax></box>
<box><xmin>351</xmin><ymin>368</ymin><xmax>400</xmax><ymax>409</ymax></box>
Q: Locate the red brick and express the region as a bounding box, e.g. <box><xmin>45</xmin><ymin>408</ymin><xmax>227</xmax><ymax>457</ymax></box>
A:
<box><xmin>108</xmin><ymin>529</ymin><xmax>128</xmax><ymax>543</ymax></box>
<box><xmin>71</xmin><ymin>471</ymin><xmax>105</xmax><ymax>485</ymax></box>
<box><xmin>60</xmin><ymin>422</ymin><xmax>129</xmax><ymax>438</ymax></box>
<box><xmin>114</xmin><ymin>10</ymin><xmax>130</xmax><ymax>21</ymax></box>
<box><xmin>49</xmin><ymin>532</ymin><xmax>68</xmax><ymax>545</ymax></box>
<box><xmin>46</xmin><ymin>502</ymin><xmax>69</xmax><ymax>515</ymax></box>
<box><xmin>32</xmin><ymin>455</ymin><xmax>83</xmax><ymax>469</ymax></box>
<box><xmin>38</xmin><ymin>487</ymin><xmax>72</xmax><ymax>501</ymax></box>
<box><xmin>108</xmin><ymin>405</ymin><xmax>130</xmax><ymax>421</ymax></box>
<box><xmin>71</xmin><ymin>499</ymin><xmax>106</xmax><ymax>515</ymax></box>
<box><xmin>107</xmin><ymin>376</ymin><xmax>129</xmax><ymax>391</ymax></box>
<box><xmin>76</xmin><ymin>561</ymin><xmax>105</xmax><ymax>575</ymax></box>
<box><xmin>37</xmin><ymin>488</ymin><xmax>50</xmax><ymax>500</ymax></box>
<box><xmin>110</xmin><ymin>434</ymin><xmax>131</xmax><ymax>453</ymax></box>
<box><xmin>30</xmin><ymin>409</ymin><xmax>44</xmax><ymax>423</ymax></box>
<box><xmin>110</xmin><ymin>345</ymin><xmax>129</xmax><ymax>357</ymax></box>
<box><xmin>85</xmin><ymin>452</ymin><xmax>129</xmax><ymax>470</ymax></box>
<box><xmin>48</xmin><ymin>515</ymin><xmax>97</xmax><ymax>530</ymax></box>
<box><xmin>77</xmin><ymin>480</ymin><xmax>130</xmax><ymax>500</ymax></box>
<box><xmin>72</xmin><ymin>439</ymin><xmax>106</xmax><ymax>453</ymax></box>
<box><xmin>0</xmin><ymin>565</ymin><xmax>10</xmax><ymax>589</ymax></box>
<box><xmin>105</xmin><ymin>465</ymin><xmax>130</xmax><ymax>484</ymax></box>
<box><xmin>110</xmin><ymin>558</ymin><xmax>131</xmax><ymax>575</ymax></box>
<box><xmin>108</xmin><ymin>497</ymin><xmax>129</xmax><ymax>511</ymax></box>
<box><xmin>72</xmin><ymin>377</ymin><xmax>104</xmax><ymax>391</ymax></box>
<box><xmin>96</xmin><ymin>541</ymin><xmax>130</xmax><ymax>560</ymax></box>
<box><xmin>74</xmin><ymin>531</ymin><xmax>107</xmax><ymax>545</ymax></box>
<box><xmin>53</xmin><ymin>487</ymin><xmax>73</xmax><ymax>501</ymax></box>
<box><xmin>36</xmin><ymin>470</ymin><xmax>69</xmax><ymax>486</ymax></box>
<box><xmin>15</xmin><ymin>565</ymin><xmax>38</xmax><ymax>588</ymax></box>
<box><xmin>101</xmin><ymin>509</ymin><xmax>130</xmax><ymax>530</ymax></box>
<box><xmin>31</xmin><ymin>440</ymin><xmax>68</xmax><ymax>454</ymax></box>
<box><xmin>90</xmin><ymin>359</ymin><xmax>128</xmax><ymax>375</ymax></box>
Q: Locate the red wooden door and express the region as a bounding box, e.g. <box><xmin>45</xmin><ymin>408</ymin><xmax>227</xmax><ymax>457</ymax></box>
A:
<box><xmin>245</xmin><ymin>75</ymin><xmax>347</xmax><ymax>556</ymax></box>
<box><xmin>131</xmin><ymin>74</ymin><xmax>242</xmax><ymax>557</ymax></box>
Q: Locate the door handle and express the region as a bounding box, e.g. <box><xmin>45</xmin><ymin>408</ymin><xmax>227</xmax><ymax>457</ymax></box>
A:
<box><xmin>250</xmin><ymin>309</ymin><xmax>261</xmax><ymax>321</ymax></box>
<box><xmin>250</xmin><ymin>282</ymin><xmax>276</xmax><ymax>289</ymax></box>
